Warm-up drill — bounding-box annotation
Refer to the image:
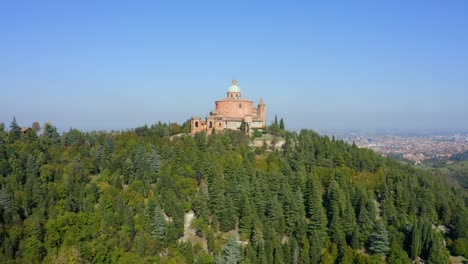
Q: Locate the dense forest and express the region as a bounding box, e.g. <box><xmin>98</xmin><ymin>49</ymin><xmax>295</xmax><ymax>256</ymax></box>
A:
<box><xmin>0</xmin><ymin>118</ymin><xmax>467</xmax><ymax>263</ymax></box>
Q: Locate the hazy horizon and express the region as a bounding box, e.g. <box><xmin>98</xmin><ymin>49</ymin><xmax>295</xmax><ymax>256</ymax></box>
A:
<box><xmin>2</xmin><ymin>1</ymin><xmax>468</xmax><ymax>132</ymax></box>
<box><xmin>2</xmin><ymin>111</ymin><xmax>468</xmax><ymax>135</ymax></box>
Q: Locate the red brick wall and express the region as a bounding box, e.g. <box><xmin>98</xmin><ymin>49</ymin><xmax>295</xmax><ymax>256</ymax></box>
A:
<box><xmin>215</xmin><ymin>100</ymin><xmax>254</xmax><ymax>119</ymax></box>
<box><xmin>191</xmin><ymin>119</ymin><xmax>206</xmax><ymax>134</ymax></box>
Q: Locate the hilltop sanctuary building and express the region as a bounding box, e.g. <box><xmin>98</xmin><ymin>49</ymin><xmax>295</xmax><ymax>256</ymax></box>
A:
<box><xmin>191</xmin><ymin>80</ymin><xmax>266</xmax><ymax>134</ymax></box>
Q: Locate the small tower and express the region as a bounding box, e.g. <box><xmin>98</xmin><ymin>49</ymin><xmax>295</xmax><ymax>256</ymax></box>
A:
<box><xmin>257</xmin><ymin>98</ymin><xmax>266</xmax><ymax>128</ymax></box>
<box><xmin>227</xmin><ymin>80</ymin><xmax>241</xmax><ymax>99</ymax></box>
<box><xmin>191</xmin><ymin>116</ymin><xmax>202</xmax><ymax>134</ymax></box>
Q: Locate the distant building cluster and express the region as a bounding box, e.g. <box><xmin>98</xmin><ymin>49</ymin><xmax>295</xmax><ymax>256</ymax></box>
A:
<box><xmin>342</xmin><ymin>134</ymin><xmax>468</xmax><ymax>163</ymax></box>
<box><xmin>191</xmin><ymin>80</ymin><xmax>266</xmax><ymax>135</ymax></box>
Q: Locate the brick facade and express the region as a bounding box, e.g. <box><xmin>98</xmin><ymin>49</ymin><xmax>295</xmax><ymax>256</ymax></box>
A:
<box><xmin>191</xmin><ymin>80</ymin><xmax>266</xmax><ymax>134</ymax></box>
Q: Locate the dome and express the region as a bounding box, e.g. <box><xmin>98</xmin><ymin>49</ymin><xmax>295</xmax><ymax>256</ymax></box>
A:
<box><xmin>228</xmin><ymin>80</ymin><xmax>241</xmax><ymax>93</ymax></box>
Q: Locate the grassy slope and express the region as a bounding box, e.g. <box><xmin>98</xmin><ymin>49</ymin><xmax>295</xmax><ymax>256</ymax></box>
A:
<box><xmin>418</xmin><ymin>159</ymin><xmax>468</xmax><ymax>189</ymax></box>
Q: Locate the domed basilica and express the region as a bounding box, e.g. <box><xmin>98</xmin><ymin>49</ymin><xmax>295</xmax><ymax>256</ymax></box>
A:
<box><xmin>191</xmin><ymin>80</ymin><xmax>266</xmax><ymax>134</ymax></box>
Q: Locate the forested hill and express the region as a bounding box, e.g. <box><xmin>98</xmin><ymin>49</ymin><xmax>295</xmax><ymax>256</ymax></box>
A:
<box><xmin>0</xmin><ymin>121</ymin><xmax>467</xmax><ymax>263</ymax></box>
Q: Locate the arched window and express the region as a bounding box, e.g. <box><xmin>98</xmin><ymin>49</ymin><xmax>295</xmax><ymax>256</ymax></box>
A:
<box><xmin>239</xmin><ymin>103</ymin><xmax>242</xmax><ymax>108</ymax></box>
<box><xmin>209</xmin><ymin>121</ymin><xmax>213</xmax><ymax>128</ymax></box>
<box><xmin>195</xmin><ymin>121</ymin><xmax>199</xmax><ymax>128</ymax></box>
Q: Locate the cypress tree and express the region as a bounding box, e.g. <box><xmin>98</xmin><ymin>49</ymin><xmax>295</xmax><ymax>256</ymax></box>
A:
<box><xmin>387</xmin><ymin>240</ymin><xmax>411</xmax><ymax>264</ymax></box>
<box><xmin>291</xmin><ymin>238</ymin><xmax>300</xmax><ymax>264</ymax></box>
<box><xmin>300</xmin><ymin>236</ymin><xmax>311</xmax><ymax>264</ymax></box>
<box><xmin>428</xmin><ymin>232</ymin><xmax>449</xmax><ymax>264</ymax></box>
<box><xmin>207</xmin><ymin>228</ymin><xmax>215</xmax><ymax>252</ymax></box>
<box><xmin>279</xmin><ymin>118</ymin><xmax>285</xmax><ymax>130</ymax></box>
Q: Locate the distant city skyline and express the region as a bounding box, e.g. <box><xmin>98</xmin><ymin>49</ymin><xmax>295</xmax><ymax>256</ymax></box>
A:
<box><xmin>1</xmin><ymin>1</ymin><xmax>468</xmax><ymax>132</ymax></box>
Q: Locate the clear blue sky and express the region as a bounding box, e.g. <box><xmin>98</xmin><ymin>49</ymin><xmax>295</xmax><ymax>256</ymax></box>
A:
<box><xmin>1</xmin><ymin>0</ymin><xmax>467</xmax><ymax>131</ymax></box>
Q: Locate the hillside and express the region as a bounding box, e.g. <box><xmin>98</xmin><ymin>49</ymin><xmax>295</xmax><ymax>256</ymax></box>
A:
<box><xmin>418</xmin><ymin>150</ymin><xmax>468</xmax><ymax>190</ymax></box>
<box><xmin>0</xmin><ymin>121</ymin><xmax>467</xmax><ymax>263</ymax></box>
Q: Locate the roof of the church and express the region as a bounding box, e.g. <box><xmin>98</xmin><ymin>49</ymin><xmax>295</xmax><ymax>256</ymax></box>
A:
<box><xmin>228</xmin><ymin>80</ymin><xmax>241</xmax><ymax>93</ymax></box>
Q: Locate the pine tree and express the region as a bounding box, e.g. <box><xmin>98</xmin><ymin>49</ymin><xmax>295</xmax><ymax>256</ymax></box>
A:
<box><xmin>0</xmin><ymin>187</ymin><xmax>12</xmax><ymax>221</ymax></box>
<box><xmin>122</xmin><ymin>158</ymin><xmax>135</xmax><ymax>184</ymax></box>
<box><xmin>148</xmin><ymin>147</ymin><xmax>161</xmax><ymax>174</ymax></box>
<box><xmin>305</xmin><ymin>175</ymin><xmax>327</xmax><ymax>242</ymax></box>
<box><xmin>0</xmin><ymin>137</ymin><xmax>7</xmax><ymax>176</ymax></box>
<box><xmin>309</xmin><ymin>230</ymin><xmax>322</xmax><ymax>264</ymax></box>
<box><xmin>9</xmin><ymin>117</ymin><xmax>21</xmax><ymax>140</ymax></box>
<box><xmin>182</xmin><ymin>242</ymin><xmax>195</xmax><ymax>263</ymax></box>
<box><xmin>368</xmin><ymin>220</ymin><xmax>390</xmax><ymax>255</ymax></box>
<box><xmin>220</xmin><ymin>198</ymin><xmax>236</xmax><ymax>232</ymax></box>
<box><xmin>252</xmin><ymin>223</ymin><xmax>265</xmax><ymax>250</ymax></box>
<box><xmin>215</xmin><ymin>253</ymin><xmax>225</xmax><ymax>264</ymax></box>
<box><xmin>279</xmin><ymin>118</ymin><xmax>285</xmax><ymax>130</ymax></box>
<box><xmin>223</xmin><ymin>235</ymin><xmax>241</xmax><ymax>264</ymax></box>
<box><xmin>357</xmin><ymin>199</ymin><xmax>374</xmax><ymax>245</ymax></box>
<box><xmin>326</xmin><ymin>179</ymin><xmax>346</xmax><ymax>247</ymax></box>
<box><xmin>151</xmin><ymin>205</ymin><xmax>167</xmax><ymax>241</ymax></box>
<box><xmin>134</xmin><ymin>146</ymin><xmax>147</xmax><ymax>182</ymax></box>
<box><xmin>26</xmin><ymin>155</ymin><xmax>38</xmax><ymax>178</ymax></box>
<box><xmin>209</xmin><ymin>171</ymin><xmax>225</xmax><ymax>224</ymax></box>
<box><xmin>266</xmin><ymin>195</ymin><xmax>285</xmax><ymax>234</ymax></box>
<box><xmin>102</xmin><ymin>135</ymin><xmax>114</xmax><ymax>168</ymax></box>
<box><xmin>42</xmin><ymin>122</ymin><xmax>60</xmax><ymax>144</ymax></box>
<box><xmin>238</xmin><ymin>193</ymin><xmax>254</xmax><ymax>236</ymax></box>
<box><xmin>120</xmin><ymin>205</ymin><xmax>134</xmax><ymax>236</ymax></box>
<box><xmin>350</xmin><ymin>227</ymin><xmax>360</xmax><ymax>249</ymax></box>
<box><xmin>304</xmin><ymin>174</ymin><xmax>327</xmax><ymax>263</ymax></box>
